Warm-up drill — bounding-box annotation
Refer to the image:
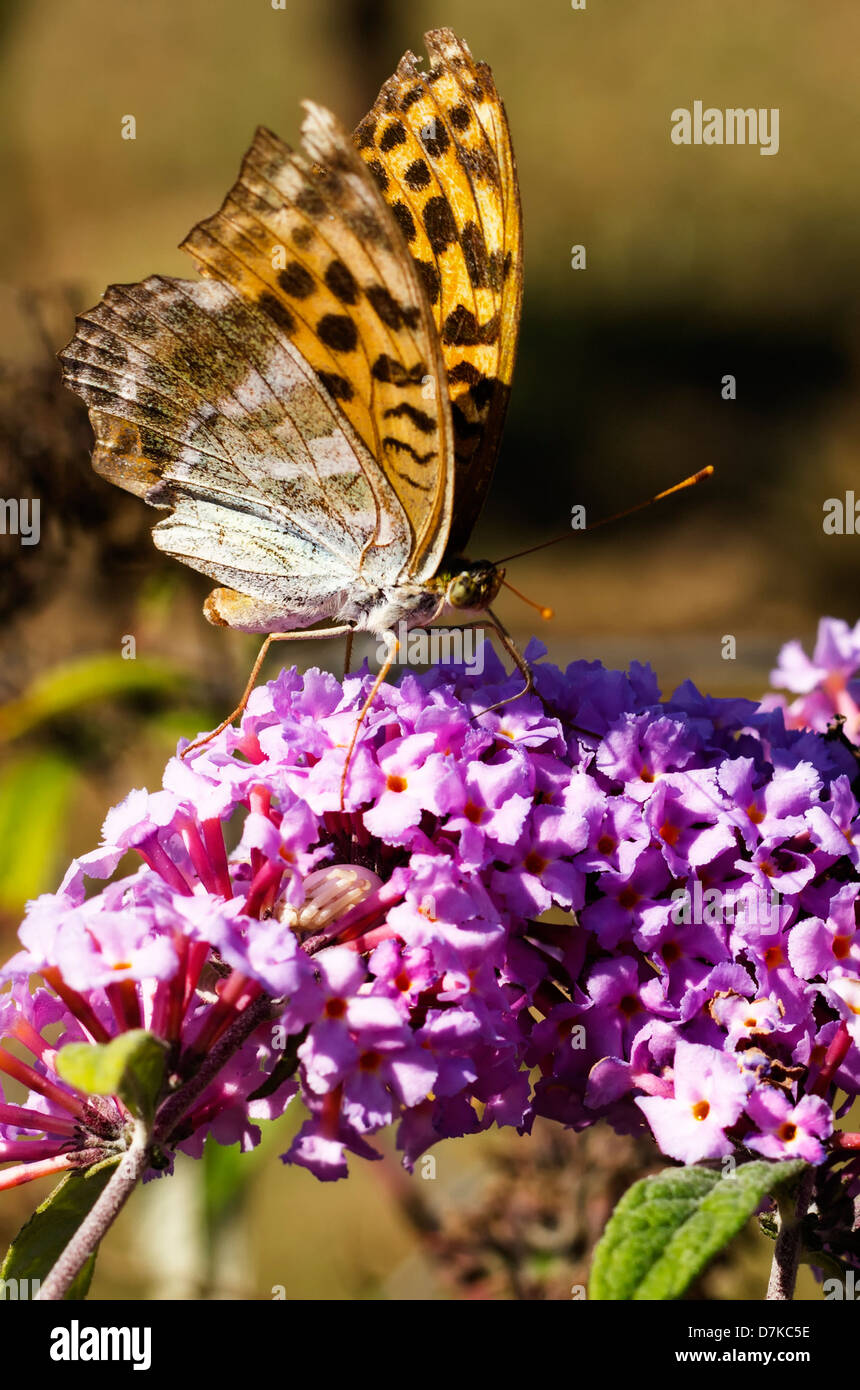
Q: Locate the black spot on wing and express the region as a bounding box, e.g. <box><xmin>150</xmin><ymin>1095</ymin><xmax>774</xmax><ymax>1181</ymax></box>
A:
<box><xmin>421</xmin><ymin>121</ymin><xmax>450</xmax><ymax>160</ymax></box>
<box><xmin>379</xmin><ymin>120</ymin><xmax>407</xmax><ymax>151</ymax></box>
<box><xmin>441</xmin><ymin>306</ymin><xmax>501</xmax><ymax>347</ymax></box>
<box><xmin>366</xmin><ymin>286</ymin><xmax>421</xmax><ymax>331</ymax></box>
<box><xmin>277</xmin><ymin>261</ymin><xmax>314</xmax><ymax>298</ymax></box>
<box><xmin>366</xmin><ymin>158</ymin><xmax>389</xmax><ymax>193</ymax></box>
<box><xmin>413</xmin><ymin>259</ymin><xmax>441</xmax><ymax>305</ymax></box>
<box><xmin>324</xmin><ymin>259</ymin><xmax>359</xmax><ymax>304</ymax></box>
<box><xmin>317</xmin><ymin>313</ymin><xmax>359</xmax><ymax>352</ymax></box>
<box><xmin>355</xmin><ymin>117</ymin><xmax>376</xmax><ymax>149</ymax></box>
<box><xmin>457</xmin><ymin>146</ymin><xmax>498</xmax><ymax>185</ymax></box>
<box><xmin>257</xmin><ymin>292</ymin><xmax>296</xmax><ymax>334</ymax></box>
<box><xmin>295</xmin><ymin>185</ymin><xmax>327</xmax><ymax>219</ymax></box>
<box><xmin>404</xmin><ymin>158</ymin><xmax>431</xmax><ymax>191</ymax></box>
<box><xmin>391</xmin><ymin>200</ymin><xmax>417</xmax><ymax>243</ymax></box>
<box><xmin>461</xmin><ymin>221</ymin><xmax>490</xmax><ymax>288</ymax></box>
<box><xmin>449</xmin><ymin>360</ymin><xmax>482</xmax><ymax>384</ymax></box>
<box><xmin>318</xmin><ymin>370</ymin><xmax>355</xmax><ymax>401</ymax></box>
<box><xmin>449</xmin><ymin>104</ymin><xmax>471</xmax><ymax>130</ymax></box>
<box><xmin>423</xmin><ymin>195</ymin><xmax>458</xmax><ymax>254</ymax></box>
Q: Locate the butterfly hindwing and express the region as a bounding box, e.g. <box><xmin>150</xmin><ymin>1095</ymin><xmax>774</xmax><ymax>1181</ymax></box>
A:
<box><xmin>59</xmin><ymin>273</ymin><xmax>415</xmax><ymax>626</ymax></box>
<box><xmin>180</xmin><ymin>104</ymin><xmax>454</xmax><ymax>580</ymax></box>
<box><xmin>354</xmin><ymin>27</ymin><xmax>523</xmax><ymax>555</ymax></box>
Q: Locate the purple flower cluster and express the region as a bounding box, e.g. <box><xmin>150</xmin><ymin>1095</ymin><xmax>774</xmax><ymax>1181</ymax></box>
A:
<box><xmin>516</xmin><ymin>646</ymin><xmax>860</xmax><ymax>1171</ymax></box>
<box><xmin>762</xmin><ymin>616</ymin><xmax>860</xmax><ymax>741</ymax></box>
<box><xmin>1</xmin><ymin>631</ymin><xmax>859</xmax><ymax>1190</ymax></box>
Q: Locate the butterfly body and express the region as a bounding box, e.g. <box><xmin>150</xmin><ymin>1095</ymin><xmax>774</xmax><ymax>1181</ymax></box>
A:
<box><xmin>203</xmin><ymin>555</ymin><xmax>505</xmax><ymax>646</ymax></box>
<box><xmin>60</xmin><ymin>29</ymin><xmax>523</xmax><ymax>720</ymax></box>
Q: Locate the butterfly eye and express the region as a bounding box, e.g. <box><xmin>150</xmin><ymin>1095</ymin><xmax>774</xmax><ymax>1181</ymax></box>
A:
<box><xmin>446</xmin><ymin>564</ymin><xmax>504</xmax><ymax>610</ymax></box>
<box><xmin>447</xmin><ymin>572</ymin><xmax>478</xmax><ymax>609</ymax></box>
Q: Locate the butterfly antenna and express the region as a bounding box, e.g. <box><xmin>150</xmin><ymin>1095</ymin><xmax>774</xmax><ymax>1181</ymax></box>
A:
<box><xmin>494</xmin><ymin>465</ymin><xmax>714</xmax><ymax>566</ymax></box>
<box><xmin>501</xmin><ymin>578</ymin><xmax>554</xmax><ymax>621</ymax></box>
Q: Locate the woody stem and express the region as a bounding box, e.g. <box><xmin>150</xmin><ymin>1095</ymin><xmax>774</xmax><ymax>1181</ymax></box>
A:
<box><xmin>35</xmin><ymin>1118</ymin><xmax>151</xmax><ymax>1301</ymax></box>
<box><xmin>765</xmin><ymin>1168</ymin><xmax>816</xmax><ymax>1301</ymax></box>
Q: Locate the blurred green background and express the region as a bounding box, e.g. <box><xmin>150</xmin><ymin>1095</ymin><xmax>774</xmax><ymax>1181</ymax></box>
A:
<box><xmin>1</xmin><ymin>0</ymin><xmax>858</xmax><ymax>1297</ymax></box>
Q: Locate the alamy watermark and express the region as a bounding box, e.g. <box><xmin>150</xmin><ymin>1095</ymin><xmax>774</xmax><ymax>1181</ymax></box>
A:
<box><xmin>376</xmin><ymin>620</ymin><xmax>485</xmax><ymax>676</ymax></box>
<box><xmin>0</xmin><ymin>498</ymin><xmax>39</xmax><ymax>545</ymax></box>
<box><xmin>823</xmin><ymin>491</ymin><xmax>860</xmax><ymax>534</ymax></box>
<box><xmin>49</xmin><ymin>1320</ymin><xmax>151</xmax><ymax>1370</ymax></box>
<box><xmin>0</xmin><ymin>1277</ymin><xmax>40</xmax><ymax>1298</ymax></box>
<box><xmin>670</xmin><ymin>882</ymin><xmax>783</xmax><ymax>934</ymax></box>
<box><xmin>671</xmin><ymin>103</ymin><xmax>779</xmax><ymax>156</ymax></box>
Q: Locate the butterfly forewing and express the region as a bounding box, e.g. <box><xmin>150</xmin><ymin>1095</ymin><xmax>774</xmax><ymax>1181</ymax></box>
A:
<box><xmin>354</xmin><ymin>27</ymin><xmax>523</xmax><ymax>555</ymax></box>
<box><xmin>60</xmin><ymin>29</ymin><xmax>521</xmax><ymax>650</ymax></box>
<box><xmin>180</xmin><ymin>104</ymin><xmax>453</xmax><ymax>580</ymax></box>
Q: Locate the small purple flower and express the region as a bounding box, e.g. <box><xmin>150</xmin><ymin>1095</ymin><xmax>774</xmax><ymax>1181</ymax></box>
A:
<box><xmin>745</xmin><ymin>1088</ymin><xmax>833</xmax><ymax>1162</ymax></box>
<box><xmin>636</xmin><ymin>1041</ymin><xmax>749</xmax><ymax>1162</ymax></box>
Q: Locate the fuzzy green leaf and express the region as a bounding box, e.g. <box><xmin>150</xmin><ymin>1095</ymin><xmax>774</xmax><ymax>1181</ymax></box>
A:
<box><xmin>57</xmin><ymin>1030</ymin><xmax>167</xmax><ymax>1124</ymax></box>
<box><xmin>0</xmin><ymin>1160</ymin><xmax>119</xmax><ymax>1300</ymax></box>
<box><xmin>589</xmin><ymin>1160</ymin><xmax>808</xmax><ymax>1300</ymax></box>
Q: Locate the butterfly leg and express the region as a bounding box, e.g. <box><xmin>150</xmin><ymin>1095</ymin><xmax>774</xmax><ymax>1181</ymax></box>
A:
<box><xmin>338</xmin><ymin>632</ymin><xmax>400</xmax><ymax>810</ymax></box>
<box><xmin>471</xmin><ymin>609</ymin><xmax>534</xmax><ymax>718</ymax></box>
<box><xmin>181</xmin><ymin>624</ymin><xmax>354</xmax><ymax>759</ymax></box>
<box><xmin>343</xmin><ymin>630</ymin><xmax>355</xmax><ymax>679</ymax></box>
<box><xmin>408</xmin><ymin>612</ymin><xmax>533</xmax><ymax>716</ymax></box>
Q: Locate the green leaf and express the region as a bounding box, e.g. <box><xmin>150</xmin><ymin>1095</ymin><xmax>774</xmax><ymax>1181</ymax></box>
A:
<box><xmin>0</xmin><ymin>653</ymin><xmax>183</xmax><ymax>743</ymax></box>
<box><xmin>0</xmin><ymin>1161</ymin><xmax>119</xmax><ymax>1300</ymax></box>
<box><xmin>589</xmin><ymin>1159</ymin><xmax>808</xmax><ymax>1300</ymax></box>
<box><xmin>0</xmin><ymin>752</ymin><xmax>77</xmax><ymax>909</ymax></box>
<box><xmin>57</xmin><ymin>1030</ymin><xmax>168</xmax><ymax>1124</ymax></box>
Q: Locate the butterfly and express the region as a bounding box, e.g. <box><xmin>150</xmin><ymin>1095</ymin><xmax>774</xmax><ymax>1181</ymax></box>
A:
<box><xmin>59</xmin><ymin>28</ymin><xmax>525</xmax><ymax>791</ymax></box>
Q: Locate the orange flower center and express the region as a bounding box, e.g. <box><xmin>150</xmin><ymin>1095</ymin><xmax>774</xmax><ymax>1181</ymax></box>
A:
<box><xmin>659</xmin><ymin>821</ymin><xmax>681</xmax><ymax>846</ymax></box>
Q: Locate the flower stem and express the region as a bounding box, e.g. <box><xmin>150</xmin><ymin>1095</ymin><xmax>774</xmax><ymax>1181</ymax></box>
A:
<box><xmin>765</xmin><ymin>1168</ymin><xmax>816</xmax><ymax>1301</ymax></box>
<box><xmin>35</xmin><ymin>1119</ymin><xmax>152</xmax><ymax>1301</ymax></box>
<box><xmin>154</xmin><ymin>990</ymin><xmax>276</xmax><ymax>1145</ymax></box>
